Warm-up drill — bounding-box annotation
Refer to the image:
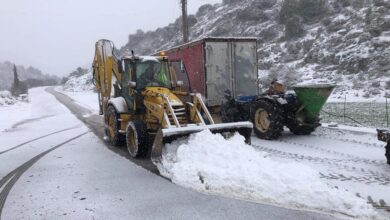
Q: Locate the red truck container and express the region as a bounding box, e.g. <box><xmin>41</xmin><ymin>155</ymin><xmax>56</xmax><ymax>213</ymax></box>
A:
<box><xmin>158</xmin><ymin>37</ymin><xmax>259</xmax><ymax>108</ymax></box>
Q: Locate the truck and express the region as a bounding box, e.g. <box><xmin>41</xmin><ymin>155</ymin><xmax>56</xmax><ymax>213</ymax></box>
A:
<box><xmin>160</xmin><ymin>37</ymin><xmax>335</xmax><ymax>140</ymax></box>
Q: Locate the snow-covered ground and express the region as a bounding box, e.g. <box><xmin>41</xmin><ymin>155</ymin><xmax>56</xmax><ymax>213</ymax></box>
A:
<box><xmin>55</xmin><ymin>87</ymin><xmax>99</xmax><ymax>114</ymax></box>
<box><xmin>0</xmin><ymin>91</ymin><xmax>33</xmax><ymax>132</ymax></box>
<box><xmin>58</xmin><ymin>72</ymin><xmax>100</xmax><ymax>114</ymax></box>
<box><xmin>58</xmin><ymin>88</ymin><xmax>390</xmax><ymax>219</ymax></box>
<box><xmin>1</xmin><ymin>87</ymin><xmax>342</xmax><ymax>220</ymax></box>
<box><xmin>62</xmin><ymin>72</ymin><xmax>94</xmax><ymax>92</ymax></box>
<box><xmin>158</xmin><ymin>130</ymin><xmax>383</xmax><ymax>219</ymax></box>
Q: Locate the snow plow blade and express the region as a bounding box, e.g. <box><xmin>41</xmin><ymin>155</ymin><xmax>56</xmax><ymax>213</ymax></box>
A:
<box><xmin>151</xmin><ymin>122</ymin><xmax>253</xmax><ymax>164</ymax></box>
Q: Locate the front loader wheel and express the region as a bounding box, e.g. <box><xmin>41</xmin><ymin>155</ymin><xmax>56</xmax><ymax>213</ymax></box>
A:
<box><xmin>126</xmin><ymin>121</ymin><xmax>149</xmax><ymax>158</ymax></box>
<box><xmin>105</xmin><ymin>105</ymin><xmax>124</xmax><ymax>146</ymax></box>
<box><xmin>251</xmin><ymin>100</ymin><xmax>283</xmax><ymax>140</ymax></box>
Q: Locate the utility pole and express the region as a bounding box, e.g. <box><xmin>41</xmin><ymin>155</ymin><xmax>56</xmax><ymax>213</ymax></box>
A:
<box><xmin>181</xmin><ymin>0</ymin><xmax>189</xmax><ymax>43</ymax></box>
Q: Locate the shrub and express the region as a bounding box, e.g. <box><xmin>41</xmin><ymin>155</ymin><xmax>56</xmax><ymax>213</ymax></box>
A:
<box><xmin>280</xmin><ymin>0</ymin><xmax>327</xmax><ymax>24</ymax></box>
<box><xmin>386</xmin><ymin>80</ymin><xmax>390</xmax><ymax>90</ymax></box>
<box><xmin>371</xmin><ymin>81</ymin><xmax>380</xmax><ymax>88</ymax></box>
<box><xmin>284</xmin><ymin>15</ymin><xmax>305</xmax><ymax>39</ymax></box>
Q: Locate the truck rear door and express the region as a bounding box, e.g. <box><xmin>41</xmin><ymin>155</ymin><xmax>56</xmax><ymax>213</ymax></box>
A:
<box><xmin>204</xmin><ymin>42</ymin><xmax>233</xmax><ymax>106</ymax></box>
<box><xmin>233</xmin><ymin>41</ymin><xmax>258</xmax><ymax>97</ymax></box>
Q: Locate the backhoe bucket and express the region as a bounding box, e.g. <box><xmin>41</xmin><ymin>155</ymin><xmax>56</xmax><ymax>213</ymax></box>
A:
<box><xmin>151</xmin><ymin>122</ymin><xmax>253</xmax><ymax>164</ymax></box>
<box><xmin>293</xmin><ymin>84</ymin><xmax>335</xmax><ymax>120</ymax></box>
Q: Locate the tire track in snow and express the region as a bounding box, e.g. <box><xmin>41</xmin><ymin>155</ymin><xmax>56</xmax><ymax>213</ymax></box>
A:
<box><xmin>0</xmin><ymin>132</ymin><xmax>89</xmax><ymax>219</ymax></box>
<box><xmin>357</xmin><ymin>194</ymin><xmax>390</xmax><ymax>213</ymax></box>
<box><xmin>277</xmin><ymin>138</ymin><xmax>385</xmax><ymax>166</ymax></box>
<box><xmin>253</xmin><ymin>144</ymin><xmax>390</xmax><ymax>213</ymax></box>
<box><xmin>0</xmin><ymin>125</ymin><xmax>82</xmax><ymax>155</ymax></box>
<box><xmin>252</xmin><ymin>144</ymin><xmax>390</xmax><ymax>183</ymax></box>
<box><xmin>9</xmin><ymin>115</ymin><xmax>57</xmax><ymax>130</ymax></box>
<box><xmin>312</xmin><ymin>131</ymin><xmax>383</xmax><ymax>149</ymax></box>
<box><xmin>47</xmin><ymin>87</ymin><xmax>159</xmax><ymax>175</ymax></box>
<box><xmin>319</xmin><ymin>172</ymin><xmax>390</xmax><ymax>185</ymax></box>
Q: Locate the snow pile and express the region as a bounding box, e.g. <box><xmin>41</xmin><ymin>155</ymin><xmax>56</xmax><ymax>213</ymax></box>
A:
<box><xmin>63</xmin><ymin>71</ymin><xmax>94</xmax><ymax>92</ymax></box>
<box><xmin>158</xmin><ymin>130</ymin><xmax>379</xmax><ymax>219</ymax></box>
<box><xmin>0</xmin><ymin>90</ymin><xmax>18</xmax><ymax>106</ymax></box>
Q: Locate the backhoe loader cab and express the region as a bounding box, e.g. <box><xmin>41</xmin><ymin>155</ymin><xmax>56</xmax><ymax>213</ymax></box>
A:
<box><xmin>92</xmin><ymin>39</ymin><xmax>252</xmax><ymax>164</ymax></box>
<box><xmin>123</xmin><ymin>56</ymin><xmax>172</xmax><ymax>89</ymax></box>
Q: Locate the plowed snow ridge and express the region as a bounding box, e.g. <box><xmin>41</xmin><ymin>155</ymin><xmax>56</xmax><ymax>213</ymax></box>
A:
<box><xmin>158</xmin><ymin>130</ymin><xmax>380</xmax><ymax>219</ymax></box>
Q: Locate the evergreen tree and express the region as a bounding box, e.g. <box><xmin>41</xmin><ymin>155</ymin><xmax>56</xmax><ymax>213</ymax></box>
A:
<box><xmin>11</xmin><ymin>64</ymin><xmax>28</xmax><ymax>96</ymax></box>
<box><xmin>11</xmin><ymin>65</ymin><xmax>20</xmax><ymax>96</ymax></box>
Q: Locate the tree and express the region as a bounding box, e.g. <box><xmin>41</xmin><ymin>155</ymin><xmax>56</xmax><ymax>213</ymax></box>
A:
<box><xmin>11</xmin><ymin>65</ymin><xmax>28</xmax><ymax>96</ymax></box>
<box><xmin>11</xmin><ymin>65</ymin><xmax>20</xmax><ymax>96</ymax></box>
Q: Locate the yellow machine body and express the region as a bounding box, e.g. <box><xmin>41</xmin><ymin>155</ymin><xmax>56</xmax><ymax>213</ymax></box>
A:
<box><xmin>92</xmin><ymin>39</ymin><xmax>252</xmax><ymax>164</ymax></box>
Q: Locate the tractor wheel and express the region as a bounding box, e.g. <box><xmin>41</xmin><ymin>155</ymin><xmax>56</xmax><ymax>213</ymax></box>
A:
<box><xmin>251</xmin><ymin>100</ymin><xmax>283</xmax><ymax>140</ymax></box>
<box><xmin>126</xmin><ymin>120</ymin><xmax>149</xmax><ymax>158</ymax></box>
<box><xmin>286</xmin><ymin>118</ymin><xmax>317</xmax><ymax>135</ymax></box>
<box><xmin>106</xmin><ymin>105</ymin><xmax>125</xmax><ymax>146</ymax></box>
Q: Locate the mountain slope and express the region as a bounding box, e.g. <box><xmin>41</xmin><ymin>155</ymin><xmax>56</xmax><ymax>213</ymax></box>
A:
<box><xmin>0</xmin><ymin>61</ymin><xmax>60</xmax><ymax>90</ymax></box>
<box><xmin>120</xmin><ymin>0</ymin><xmax>390</xmax><ymax>100</ymax></box>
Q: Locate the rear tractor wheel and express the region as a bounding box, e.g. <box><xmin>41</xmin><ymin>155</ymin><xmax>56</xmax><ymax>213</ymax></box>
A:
<box><xmin>126</xmin><ymin>121</ymin><xmax>149</xmax><ymax>158</ymax></box>
<box><xmin>105</xmin><ymin>105</ymin><xmax>125</xmax><ymax>146</ymax></box>
<box><xmin>251</xmin><ymin>100</ymin><xmax>283</xmax><ymax>140</ymax></box>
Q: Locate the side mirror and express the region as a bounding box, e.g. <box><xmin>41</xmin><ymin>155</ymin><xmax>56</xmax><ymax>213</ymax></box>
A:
<box><xmin>177</xmin><ymin>80</ymin><xmax>184</xmax><ymax>87</ymax></box>
<box><xmin>128</xmin><ymin>81</ymin><xmax>136</xmax><ymax>88</ymax></box>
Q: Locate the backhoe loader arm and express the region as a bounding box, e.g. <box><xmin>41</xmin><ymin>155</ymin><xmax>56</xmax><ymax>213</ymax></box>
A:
<box><xmin>92</xmin><ymin>39</ymin><xmax>122</xmax><ymax>115</ymax></box>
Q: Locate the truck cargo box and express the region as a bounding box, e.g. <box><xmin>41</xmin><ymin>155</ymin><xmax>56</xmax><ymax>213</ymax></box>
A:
<box><xmin>159</xmin><ymin>38</ymin><xmax>259</xmax><ymax>107</ymax></box>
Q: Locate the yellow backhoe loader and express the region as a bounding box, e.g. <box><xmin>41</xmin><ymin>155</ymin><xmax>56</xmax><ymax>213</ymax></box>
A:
<box><xmin>92</xmin><ymin>39</ymin><xmax>252</xmax><ymax>164</ymax></box>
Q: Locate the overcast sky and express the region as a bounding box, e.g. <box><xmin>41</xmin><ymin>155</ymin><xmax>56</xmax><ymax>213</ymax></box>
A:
<box><xmin>0</xmin><ymin>0</ymin><xmax>221</xmax><ymax>76</ymax></box>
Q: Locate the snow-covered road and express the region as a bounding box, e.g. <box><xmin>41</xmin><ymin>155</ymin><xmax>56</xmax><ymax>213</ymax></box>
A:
<box><xmin>50</xmin><ymin>87</ymin><xmax>390</xmax><ymax>219</ymax></box>
<box><xmin>0</xmin><ymin>87</ymin><xmax>340</xmax><ymax>219</ymax></box>
<box><xmin>251</xmin><ymin>127</ymin><xmax>390</xmax><ymax>217</ymax></box>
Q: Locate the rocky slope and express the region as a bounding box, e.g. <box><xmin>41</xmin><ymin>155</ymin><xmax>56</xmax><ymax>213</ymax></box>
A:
<box><xmin>120</xmin><ymin>0</ymin><xmax>390</xmax><ymax>100</ymax></box>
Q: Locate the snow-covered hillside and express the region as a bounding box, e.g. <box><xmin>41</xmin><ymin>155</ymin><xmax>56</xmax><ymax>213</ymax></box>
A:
<box><xmin>62</xmin><ymin>70</ymin><xmax>94</xmax><ymax>92</ymax></box>
<box><xmin>60</xmin><ymin>70</ymin><xmax>99</xmax><ymax>113</ymax></box>
<box><xmin>120</xmin><ymin>0</ymin><xmax>390</xmax><ymax>101</ymax></box>
<box><xmin>0</xmin><ymin>61</ymin><xmax>59</xmax><ymax>90</ymax></box>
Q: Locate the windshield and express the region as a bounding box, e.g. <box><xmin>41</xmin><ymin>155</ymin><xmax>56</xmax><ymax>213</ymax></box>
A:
<box><xmin>136</xmin><ymin>60</ymin><xmax>171</xmax><ymax>89</ymax></box>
